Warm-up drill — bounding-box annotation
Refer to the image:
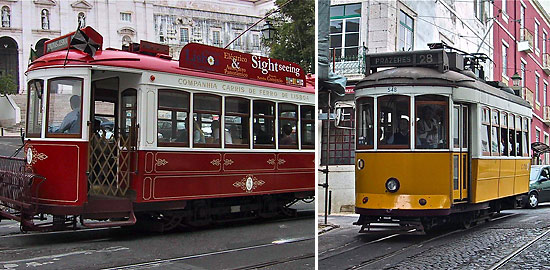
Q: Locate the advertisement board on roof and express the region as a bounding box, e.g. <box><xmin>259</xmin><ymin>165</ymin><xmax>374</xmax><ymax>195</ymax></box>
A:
<box><xmin>179</xmin><ymin>43</ymin><xmax>306</xmax><ymax>87</ymax></box>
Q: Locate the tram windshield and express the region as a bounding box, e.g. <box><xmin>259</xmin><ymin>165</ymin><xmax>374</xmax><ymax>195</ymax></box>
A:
<box><xmin>46</xmin><ymin>78</ymin><xmax>83</xmax><ymax>137</ymax></box>
<box><xmin>26</xmin><ymin>80</ymin><xmax>44</xmax><ymax>138</ymax></box>
<box><xmin>357</xmin><ymin>94</ymin><xmax>449</xmax><ymax>150</ymax></box>
<box><xmin>415</xmin><ymin>95</ymin><xmax>448</xmax><ymax>149</ymax></box>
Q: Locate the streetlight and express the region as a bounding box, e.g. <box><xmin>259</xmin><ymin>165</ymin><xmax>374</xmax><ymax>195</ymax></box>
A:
<box><xmin>511</xmin><ymin>72</ymin><xmax>522</xmax><ymax>96</ymax></box>
<box><xmin>261</xmin><ymin>20</ymin><xmax>275</xmax><ymax>41</ymax></box>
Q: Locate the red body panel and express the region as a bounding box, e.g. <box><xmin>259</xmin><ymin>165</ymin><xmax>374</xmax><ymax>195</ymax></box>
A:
<box><xmin>25</xmin><ymin>141</ymin><xmax>88</xmax><ymax>206</ymax></box>
<box><xmin>134</xmin><ymin>151</ymin><xmax>314</xmax><ymax>202</ymax></box>
<box><xmin>25</xmin><ymin>140</ymin><xmax>314</xmax><ymax>210</ymax></box>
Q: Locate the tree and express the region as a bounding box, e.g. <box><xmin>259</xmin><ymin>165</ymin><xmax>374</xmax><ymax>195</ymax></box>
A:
<box><xmin>264</xmin><ymin>0</ymin><xmax>314</xmax><ymax>74</ymax></box>
<box><xmin>0</xmin><ymin>74</ymin><xmax>17</xmax><ymax>96</ymax></box>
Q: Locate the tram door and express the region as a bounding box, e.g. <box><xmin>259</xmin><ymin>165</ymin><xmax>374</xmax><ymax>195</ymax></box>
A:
<box><xmin>452</xmin><ymin>104</ymin><xmax>469</xmax><ymax>202</ymax></box>
<box><xmin>88</xmin><ymin>79</ymin><xmax>134</xmax><ymax>197</ymax></box>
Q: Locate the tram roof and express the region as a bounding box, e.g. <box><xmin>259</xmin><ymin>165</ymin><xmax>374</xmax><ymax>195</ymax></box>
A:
<box><xmin>354</xmin><ymin>67</ymin><xmax>531</xmax><ymax>108</ymax></box>
<box><xmin>27</xmin><ymin>49</ymin><xmax>315</xmax><ymax>94</ymax></box>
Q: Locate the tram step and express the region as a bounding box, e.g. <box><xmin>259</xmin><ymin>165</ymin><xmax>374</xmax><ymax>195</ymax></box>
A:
<box><xmin>83</xmin><ymin>196</ymin><xmax>133</xmax><ymax>214</ymax></box>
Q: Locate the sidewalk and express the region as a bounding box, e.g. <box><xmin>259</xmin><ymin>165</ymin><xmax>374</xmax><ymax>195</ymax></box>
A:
<box><xmin>318</xmin><ymin>213</ymin><xmax>359</xmax><ymax>234</ymax></box>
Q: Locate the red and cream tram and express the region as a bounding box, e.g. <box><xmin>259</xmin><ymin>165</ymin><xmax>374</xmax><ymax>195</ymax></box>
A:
<box><xmin>0</xmin><ymin>27</ymin><xmax>314</xmax><ymax>231</ymax></box>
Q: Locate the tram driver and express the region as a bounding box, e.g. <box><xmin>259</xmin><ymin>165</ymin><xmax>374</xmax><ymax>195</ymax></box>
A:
<box><xmin>416</xmin><ymin>106</ymin><xmax>440</xmax><ymax>148</ymax></box>
<box><xmin>56</xmin><ymin>95</ymin><xmax>81</xmax><ymax>134</ymax></box>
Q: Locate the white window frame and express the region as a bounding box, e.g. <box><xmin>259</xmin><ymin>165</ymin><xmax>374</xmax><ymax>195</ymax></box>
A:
<box><xmin>536</xmin><ymin>127</ymin><xmax>541</xmax><ymax>142</ymax></box>
<box><xmin>520</xmin><ymin>3</ymin><xmax>526</xmax><ymax>40</ymax></box>
<box><xmin>398</xmin><ymin>9</ymin><xmax>415</xmax><ymax>51</ymax></box>
<box><xmin>180</xmin><ymin>27</ymin><xmax>189</xmax><ymax>44</ymax></box>
<box><xmin>535</xmin><ymin>19</ymin><xmax>540</xmax><ymax>54</ymax></box>
<box><xmin>329</xmin><ymin>4</ymin><xmax>362</xmax><ymax>61</ymax></box>
<box><xmin>234</xmin><ymin>31</ymin><xmax>243</xmax><ymax>48</ymax></box>
<box><xmin>521</xmin><ymin>58</ymin><xmax>527</xmax><ymax>88</ymax></box>
<box><xmin>120</xmin><ymin>12</ymin><xmax>132</xmax><ymax>22</ymax></box>
<box><xmin>544</xmin><ymin>30</ymin><xmax>548</xmax><ymax>56</ymax></box>
<box><xmin>211</xmin><ymin>29</ymin><xmax>222</xmax><ymax>47</ymax></box>
<box><xmin>535</xmin><ymin>71</ymin><xmax>540</xmax><ymax>105</ymax></box>
<box><xmin>545</xmin><ymin>80</ymin><xmax>548</xmax><ymax>107</ymax></box>
<box><xmin>502</xmin><ymin>41</ymin><xmax>509</xmax><ymax>79</ymax></box>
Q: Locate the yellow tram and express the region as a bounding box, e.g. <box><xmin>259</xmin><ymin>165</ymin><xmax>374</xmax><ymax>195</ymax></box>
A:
<box><xmin>348</xmin><ymin>48</ymin><xmax>532</xmax><ymax>234</ymax></box>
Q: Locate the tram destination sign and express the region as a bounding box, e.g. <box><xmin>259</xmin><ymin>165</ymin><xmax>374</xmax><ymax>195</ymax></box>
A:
<box><xmin>43</xmin><ymin>27</ymin><xmax>103</xmax><ymax>55</ymax></box>
<box><xmin>179</xmin><ymin>43</ymin><xmax>306</xmax><ymax>87</ymax></box>
<box><xmin>366</xmin><ymin>49</ymin><xmax>449</xmax><ymax>74</ymax></box>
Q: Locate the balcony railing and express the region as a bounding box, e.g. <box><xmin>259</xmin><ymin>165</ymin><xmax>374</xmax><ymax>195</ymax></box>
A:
<box><xmin>544</xmin><ymin>105</ymin><xmax>550</xmax><ymax>124</ymax></box>
<box><xmin>543</xmin><ymin>54</ymin><xmax>550</xmax><ymax>75</ymax></box>
<box><xmin>518</xmin><ymin>28</ymin><xmax>534</xmax><ymax>53</ymax></box>
<box><xmin>523</xmin><ymin>87</ymin><xmax>534</xmax><ymax>107</ymax></box>
<box><xmin>329</xmin><ymin>46</ymin><xmax>366</xmax><ymax>76</ymax></box>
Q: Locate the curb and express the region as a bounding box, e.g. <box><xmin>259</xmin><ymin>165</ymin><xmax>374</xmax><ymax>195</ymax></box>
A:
<box><xmin>318</xmin><ymin>224</ymin><xmax>340</xmax><ymax>234</ymax></box>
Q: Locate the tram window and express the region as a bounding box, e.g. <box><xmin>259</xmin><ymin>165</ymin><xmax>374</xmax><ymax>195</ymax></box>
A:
<box><xmin>301</xmin><ymin>105</ymin><xmax>315</xmax><ymax>149</ymax></box>
<box><xmin>121</xmin><ymin>89</ymin><xmax>137</xmax><ymax>145</ymax></box>
<box><xmin>378</xmin><ymin>95</ymin><xmax>409</xmax><ymax>148</ymax></box>
<box><xmin>225</xmin><ymin>97</ymin><xmax>250</xmax><ymax>148</ymax></box>
<box><xmin>509</xmin><ymin>115</ymin><xmax>516</xmax><ymax>157</ymax></box>
<box><xmin>158</xmin><ymin>90</ymin><xmax>189</xmax><ymax>147</ymax></box>
<box><xmin>481</xmin><ymin>108</ymin><xmax>490</xmax><ymax>155</ymax></box>
<box><xmin>453</xmin><ymin>107</ymin><xmax>459</xmax><ymax>148</ymax></box>
<box><xmin>46</xmin><ymin>77</ymin><xmax>83</xmax><ymax>138</ymax></box>
<box><xmin>415</xmin><ymin>95</ymin><xmax>448</xmax><ymax>149</ymax></box>
<box><xmin>193</xmin><ymin>94</ymin><xmax>221</xmax><ymax>148</ymax></box>
<box><xmin>491</xmin><ymin>110</ymin><xmax>500</xmax><ymax>156</ymax></box>
<box><xmin>279</xmin><ymin>103</ymin><xmax>298</xmax><ymax>149</ymax></box>
<box><xmin>523</xmin><ymin>117</ymin><xmax>529</xmax><ymax>156</ymax></box>
<box><xmin>26</xmin><ymin>80</ymin><xmax>44</xmax><ymax>138</ymax></box>
<box><xmin>500</xmin><ymin>113</ymin><xmax>509</xmax><ymax>156</ymax></box>
<box><xmin>516</xmin><ymin>116</ymin><xmax>522</xmax><ymax>156</ymax></box>
<box><xmin>357</xmin><ymin>97</ymin><xmax>374</xmax><ymax>149</ymax></box>
<box><xmin>94</xmin><ymin>101</ymin><xmax>115</xmax><ymax>139</ymax></box>
<box><xmin>253</xmin><ymin>100</ymin><xmax>275</xmax><ymax>148</ymax></box>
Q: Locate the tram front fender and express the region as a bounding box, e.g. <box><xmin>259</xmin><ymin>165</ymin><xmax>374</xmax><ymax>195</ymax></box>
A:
<box><xmin>355</xmin><ymin>193</ymin><xmax>451</xmax><ymax>210</ymax></box>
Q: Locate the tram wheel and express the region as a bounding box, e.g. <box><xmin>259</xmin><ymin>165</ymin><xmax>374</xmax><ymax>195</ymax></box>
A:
<box><xmin>459</xmin><ymin>214</ymin><xmax>473</xmax><ymax>229</ymax></box>
<box><xmin>159</xmin><ymin>213</ymin><xmax>183</xmax><ymax>232</ymax></box>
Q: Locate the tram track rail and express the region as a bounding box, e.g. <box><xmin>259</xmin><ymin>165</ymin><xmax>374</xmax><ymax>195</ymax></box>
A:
<box><xmin>487</xmin><ymin>226</ymin><xmax>550</xmax><ymax>270</ymax></box>
<box><xmin>319</xmin><ymin>213</ymin><xmax>518</xmax><ymax>269</ymax></box>
<box><xmin>0</xmin><ymin>209</ymin><xmax>314</xmax><ymax>239</ymax></box>
<box><xmin>101</xmin><ymin>236</ymin><xmax>314</xmax><ymax>270</ymax></box>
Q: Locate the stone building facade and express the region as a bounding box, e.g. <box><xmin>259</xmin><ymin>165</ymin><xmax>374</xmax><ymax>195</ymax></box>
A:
<box><xmin>0</xmin><ymin>0</ymin><xmax>274</xmax><ymax>94</ymax></box>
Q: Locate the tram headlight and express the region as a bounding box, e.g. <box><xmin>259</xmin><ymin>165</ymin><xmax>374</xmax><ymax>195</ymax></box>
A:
<box><xmin>385</xmin><ymin>178</ymin><xmax>400</xmax><ymax>193</ymax></box>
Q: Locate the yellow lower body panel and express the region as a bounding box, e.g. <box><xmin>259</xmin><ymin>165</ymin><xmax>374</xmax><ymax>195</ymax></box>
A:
<box><xmin>356</xmin><ymin>193</ymin><xmax>450</xmax><ymax>210</ymax></box>
<box><xmin>472</xmin><ymin>158</ymin><xmax>530</xmax><ymax>203</ymax></box>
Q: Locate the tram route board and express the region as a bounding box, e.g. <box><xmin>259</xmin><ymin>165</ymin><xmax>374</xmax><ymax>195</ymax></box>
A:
<box><xmin>365</xmin><ymin>49</ymin><xmax>449</xmax><ymax>74</ymax></box>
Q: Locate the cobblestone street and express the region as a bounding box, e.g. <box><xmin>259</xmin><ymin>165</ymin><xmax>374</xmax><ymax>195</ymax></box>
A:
<box><xmin>318</xmin><ymin>205</ymin><xmax>550</xmax><ymax>270</ymax></box>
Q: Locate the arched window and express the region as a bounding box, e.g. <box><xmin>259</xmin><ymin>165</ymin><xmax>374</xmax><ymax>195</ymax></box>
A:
<box><xmin>41</xmin><ymin>9</ymin><xmax>49</xmax><ymax>30</ymax></box>
<box><xmin>78</xmin><ymin>12</ymin><xmax>86</xmax><ymax>27</ymax></box>
<box><xmin>122</xmin><ymin>35</ymin><xmax>132</xmax><ymax>47</ymax></box>
<box><xmin>1</xmin><ymin>6</ymin><xmax>10</xmax><ymax>28</ymax></box>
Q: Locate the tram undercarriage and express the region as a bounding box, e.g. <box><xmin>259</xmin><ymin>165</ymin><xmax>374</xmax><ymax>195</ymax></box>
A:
<box><xmin>354</xmin><ymin>196</ymin><xmax>522</xmax><ymax>235</ymax></box>
<box><xmin>0</xmin><ymin>191</ymin><xmax>313</xmax><ymax>232</ymax></box>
